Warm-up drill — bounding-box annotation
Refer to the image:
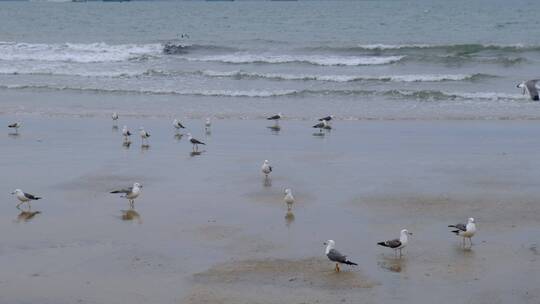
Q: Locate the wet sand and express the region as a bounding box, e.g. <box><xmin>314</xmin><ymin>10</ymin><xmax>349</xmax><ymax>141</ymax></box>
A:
<box><xmin>0</xmin><ymin>116</ymin><xmax>539</xmax><ymax>304</ymax></box>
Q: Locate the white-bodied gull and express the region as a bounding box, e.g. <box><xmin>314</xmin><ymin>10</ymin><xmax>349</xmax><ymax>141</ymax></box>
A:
<box><xmin>517</xmin><ymin>80</ymin><xmax>539</xmax><ymax>101</ymax></box>
<box><xmin>261</xmin><ymin>160</ymin><xmax>272</xmax><ymax>178</ymax></box>
<box><xmin>313</xmin><ymin>120</ymin><xmax>331</xmax><ymax>132</ymax></box>
<box><xmin>110</xmin><ymin>182</ymin><xmax>142</xmax><ymax>207</ymax></box>
<box><xmin>187</xmin><ymin>133</ymin><xmax>205</xmax><ymax>151</ymax></box>
<box><xmin>11</xmin><ymin>189</ymin><xmax>42</xmax><ymax>210</ymax></box>
<box><xmin>139</xmin><ymin>127</ymin><xmax>150</xmax><ymax>145</ymax></box>
<box><xmin>449</xmin><ymin>217</ymin><xmax>476</xmax><ymax>247</ymax></box>
<box><xmin>122</xmin><ymin>126</ymin><xmax>131</xmax><ymax>141</ymax></box>
<box><xmin>283</xmin><ymin>188</ymin><xmax>294</xmax><ymax>210</ymax></box>
<box><xmin>8</xmin><ymin>122</ymin><xmax>22</xmax><ymax>133</ymax></box>
<box><xmin>377</xmin><ymin>229</ymin><xmax>412</xmax><ymax>258</ymax></box>
<box><xmin>205</xmin><ymin>117</ymin><xmax>211</xmax><ymax>130</ymax></box>
<box><xmin>324</xmin><ymin>240</ymin><xmax>358</xmax><ymax>272</ymax></box>
<box><xmin>173</xmin><ymin>119</ymin><xmax>186</xmax><ymax>130</ymax></box>
<box><xmin>112</xmin><ymin>112</ymin><xmax>119</xmax><ymax>121</ymax></box>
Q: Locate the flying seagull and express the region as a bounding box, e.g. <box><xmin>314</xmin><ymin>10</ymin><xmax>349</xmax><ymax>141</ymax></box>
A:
<box><xmin>110</xmin><ymin>182</ymin><xmax>142</xmax><ymax>207</ymax></box>
<box><xmin>313</xmin><ymin>120</ymin><xmax>331</xmax><ymax>132</ymax></box>
<box><xmin>187</xmin><ymin>133</ymin><xmax>205</xmax><ymax>151</ymax></box>
<box><xmin>11</xmin><ymin>189</ymin><xmax>42</xmax><ymax>210</ymax></box>
<box><xmin>324</xmin><ymin>240</ymin><xmax>358</xmax><ymax>272</ymax></box>
<box><xmin>449</xmin><ymin>217</ymin><xmax>476</xmax><ymax>247</ymax></box>
<box><xmin>173</xmin><ymin>119</ymin><xmax>185</xmax><ymax>130</ymax></box>
<box><xmin>517</xmin><ymin>80</ymin><xmax>539</xmax><ymax>101</ymax></box>
<box><xmin>283</xmin><ymin>188</ymin><xmax>294</xmax><ymax>210</ymax></box>
<box><xmin>112</xmin><ymin>112</ymin><xmax>119</xmax><ymax>121</ymax></box>
<box><xmin>261</xmin><ymin>160</ymin><xmax>272</xmax><ymax>178</ymax></box>
<box><xmin>318</xmin><ymin>115</ymin><xmax>334</xmax><ymax>121</ymax></box>
<box><xmin>139</xmin><ymin>127</ymin><xmax>150</xmax><ymax>145</ymax></box>
<box><xmin>8</xmin><ymin>122</ymin><xmax>22</xmax><ymax>133</ymax></box>
<box><xmin>377</xmin><ymin>229</ymin><xmax>412</xmax><ymax>258</ymax></box>
<box><xmin>122</xmin><ymin>126</ymin><xmax>131</xmax><ymax>141</ymax></box>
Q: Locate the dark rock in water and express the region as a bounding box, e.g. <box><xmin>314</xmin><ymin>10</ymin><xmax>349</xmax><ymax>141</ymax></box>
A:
<box><xmin>163</xmin><ymin>43</ymin><xmax>189</xmax><ymax>55</ymax></box>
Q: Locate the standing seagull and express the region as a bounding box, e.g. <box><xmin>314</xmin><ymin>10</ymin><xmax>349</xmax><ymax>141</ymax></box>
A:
<box><xmin>318</xmin><ymin>115</ymin><xmax>334</xmax><ymax>121</ymax></box>
<box><xmin>122</xmin><ymin>126</ymin><xmax>131</xmax><ymax>141</ymax></box>
<box><xmin>112</xmin><ymin>112</ymin><xmax>119</xmax><ymax>122</ymax></box>
<box><xmin>205</xmin><ymin>117</ymin><xmax>211</xmax><ymax>131</ymax></box>
<box><xmin>313</xmin><ymin>120</ymin><xmax>331</xmax><ymax>132</ymax></box>
<box><xmin>324</xmin><ymin>240</ymin><xmax>358</xmax><ymax>272</ymax></box>
<box><xmin>173</xmin><ymin>119</ymin><xmax>185</xmax><ymax>131</ymax></box>
<box><xmin>267</xmin><ymin>113</ymin><xmax>282</xmax><ymax>125</ymax></box>
<box><xmin>283</xmin><ymin>188</ymin><xmax>294</xmax><ymax>210</ymax></box>
<box><xmin>8</xmin><ymin>122</ymin><xmax>22</xmax><ymax>133</ymax></box>
<box><xmin>449</xmin><ymin>217</ymin><xmax>477</xmax><ymax>247</ymax></box>
<box><xmin>11</xmin><ymin>189</ymin><xmax>41</xmax><ymax>210</ymax></box>
<box><xmin>187</xmin><ymin>133</ymin><xmax>205</xmax><ymax>151</ymax></box>
<box><xmin>139</xmin><ymin>127</ymin><xmax>150</xmax><ymax>146</ymax></box>
<box><xmin>517</xmin><ymin>80</ymin><xmax>539</xmax><ymax>101</ymax></box>
<box><xmin>110</xmin><ymin>182</ymin><xmax>142</xmax><ymax>207</ymax></box>
<box><xmin>261</xmin><ymin>160</ymin><xmax>272</xmax><ymax>178</ymax></box>
<box><xmin>377</xmin><ymin>229</ymin><xmax>412</xmax><ymax>258</ymax></box>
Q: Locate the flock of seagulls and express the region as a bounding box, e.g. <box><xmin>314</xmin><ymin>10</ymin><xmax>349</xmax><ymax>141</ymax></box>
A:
<box><xmin>7</xmin><ymin>108</ymin><xmax>483</xmax><ymax>273</ymax></box>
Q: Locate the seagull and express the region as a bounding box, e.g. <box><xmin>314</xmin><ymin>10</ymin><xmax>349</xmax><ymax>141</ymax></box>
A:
<box><xmin>284</xmin><ymin>188</ymin><xmax>294</xmax><ymax>210</ymax></box>
<box><xmin>205</xmin><ymin>117</ymin><xmax>211</xmax><ymax>131</ymax></box>
<box><xmin>173</xmin><ymin>119</ymin><xmax>185</xmax><ymax>130</ymax></box>
<box><xmin>377</xmin><ymin>229</ymin><xmax>412</xmax><ymax>258</ymax></box>
<box><xmin>313</xmin><ymin>120</ymin><xmax>331</xmax><ymax>132</ymax></box>
<box><xmin>324</xmin><ymin>240</ymin><xmax>358</xmax><ymax>272</ymax></box>
<box><xmin>139</xmin><ymin>127</ymin><xmax>150</xmax><ymax>145</ymax></box>
<box><xmin>517</xmin><ymin>80</ymin><xmax>539</xmax><ymax>101</ymax></box>
<box><xmin>261</xmin><ymin>160</ymin><xmax>272</xmax><ymax>178</ymax></box>
<box><xmin>318</xmin><ymin>115</ymin><xmax>334</xmax><ymax>121</ymax></box>
<box><xmin>449</xmin><ymin>217</ymin><xmax>477</xmax><ymax>247</ymax></box>
<box><xmin>110</xmin><ymin>182</ymin><xmax>142</xmax><ymax>207</ymax></box>
<box><xmin>122</xmin><ymin>126</ymin><xmax>131</xmax><ymax>141</ymax></box>
<box><xmin>11</xmin><ymin>189</ymin><xmax>41</xmax><ymax>210</ymax></box>
<box><xmin>267</xmin><ymin>113</ymin><xmax>282</xmax><ymax>125</ymax></box>
<box><xmin>112</xmin><ymin>112</ymin><xmax>119</xmax><ymax>121</ymax></box>
<box><xmin>187</xmin><ymin>133</ymin><xmax>205</xmax><ymax>151</ymax></box>
<box><xmin>8</xmin><ymin>122</ymin><xmax>22</xmax><ymax>133</ymax></box>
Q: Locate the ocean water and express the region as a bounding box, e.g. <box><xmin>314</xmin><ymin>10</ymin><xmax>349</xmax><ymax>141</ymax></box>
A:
<box><xmin>1</xmin><ymin>0</ymin><xmax>540</xmax><ymax>119</ymax></box>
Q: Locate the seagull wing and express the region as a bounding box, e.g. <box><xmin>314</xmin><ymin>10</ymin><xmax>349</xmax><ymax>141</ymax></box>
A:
<box><xmin>24</xmin><ymin>192</ymin><xmax>41</xmax><ymax>200</ymax></box>
<box><xmin>313</xmin><ymin>122</ymin><xmax>324</xmax><ymax>128</ymax></box>
<box><xmin>526</xmin><ymin>80</ymin><xmax>539</xmax><ymax>100</ymax></box>
<box><xmin>378</xmin><ymin>238</ymin><xmax>401</xmax><ymax>248</ymax></box>
<box><xmin>327</xmin><ymin>249</ymin><xmax>348</xmax><ymax>263</ymax></box>
<box><xmin>267</xmin><ymin>114</ymin><xmax>280</xmax><ymax>120</ymax></box>
<box><xmin>449</xmin><ymin>223</ymin><xmax>466</xmax><ymax>231</ymax></box>
<box><xmin>191</xmin><ymin>138</ymin><xmax>205</xmax><ymax>145</ymax></box>
<box><xmin>319</xmin><ymin>116</ymin><xmax>332</xmax><ymax>121</ymax></box>
<box><xmin>8</xmin><ymin>123</ymin><xmax>17</xmax><ymax>128</ymax></box>
<box><xmin>110</xmin><ymin>187</ymin><xmax>133</xmax><ymax>194</ymax></box>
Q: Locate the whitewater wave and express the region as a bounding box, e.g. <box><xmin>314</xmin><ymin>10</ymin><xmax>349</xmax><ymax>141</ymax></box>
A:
<box><xmin>181</xmin><ymin>53</ymin><xmax>404</xmax><ymax>66</ymax></box>
<box><xmin>0</xmin><ymin>84</ymin><xmax>527</xmax><ymax>101</ymax></box>
<box><xmin>199</xmin><ymin>70</ymin><xmax>493</xmax><ymax>82</ymax></box>
<box><xmin>0</xmin><ymin>41</ymin><xmax>163</xmax><ymax>63</ymax></box>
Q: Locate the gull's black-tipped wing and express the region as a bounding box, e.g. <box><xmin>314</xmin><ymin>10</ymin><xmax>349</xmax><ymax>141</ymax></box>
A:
<box><xmin>378</xmin><ymin>239</ymin><xmax>401</xmax><ymax>248</ymax></box>
<box><xmin>525</xmin><ymin>80</ymin><xmax>539</xmax><ymax>100</ymax></box>
<box><xmin>24</xmin><ymin>192</ymin><xmax>41</xmax><ymax>200</ymax></box>
<box><xmin>448</xmin><ymin>223</ymin><xmax>466</xmax><ymax>231</ymax></box>
<box><xmin>327</xmin><ymin>249</ymin><xmax>347</xmax><ymax>263</ymax></box>
<box><xmin>267</xmin><ymin>114</ymin><xmax>281</xmax><ymax>120</ymax></box>
<box><xmin>191</xmin><ymin>138</ymin><xmax>205</xmax><ymax>145</ymax></box>
<box><xmin>110</xmin><ymin>187</ymin><xmax>133</xmax><ymax>194</ymax></box>
<box><xmin>319</xmin><ymin>116</ymin><xmax>332</xmax><ymax>121</ymax></box>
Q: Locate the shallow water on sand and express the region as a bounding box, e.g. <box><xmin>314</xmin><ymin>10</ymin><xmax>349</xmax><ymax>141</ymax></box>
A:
<box><xmin>0</xmin><ymin>116</ymin><xmax>539</xmax><ymax>303</ymax></box>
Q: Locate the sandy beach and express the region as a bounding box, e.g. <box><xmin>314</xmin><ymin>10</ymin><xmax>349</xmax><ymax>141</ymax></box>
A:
<box><xmin>0</xmin><ymin>115</ymin><xmax>539</xmax><ymax>303</ymax></box>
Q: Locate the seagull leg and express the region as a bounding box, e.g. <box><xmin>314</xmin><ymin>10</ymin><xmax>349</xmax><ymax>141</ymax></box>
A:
<box><xmin>16</xmin><ymin>202</ymin><xmax>23</xmax><ymax>210</ymax></box>
<box><xmin>335</xmin><ymin>263</ymin><xmax>340</xmax><ymax>273</ymax></box>
<box><xmin>399</xmin><ymin>248</ymin><xmax>402</xmax><ymax>258</ymax></box>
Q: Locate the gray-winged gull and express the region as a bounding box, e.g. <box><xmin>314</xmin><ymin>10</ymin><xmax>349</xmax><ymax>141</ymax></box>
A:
<box><xmin>449</xmin><ymin>217</ymin><xmax>476</xmax><ymax>247</ymax></box>
<box><xmin>261</xmin><ymin>160</ymin><xmax>272</xmax><ymax>178</ymax></box>
<box><xmin>11</xmin><ymin>189</ymin><xmax>42</xmax><ymax>210</ymax></box>
<box><xmin>283</xmin><ymin>188</ymin><xmax>294</xmax><ymax>210</ymax></box>
<box><xmin>318</xmin><ymin>115</ymin><xmax>334</xmax><ymax>121</ymax></box>
<box><xmin>517</xmin><ymin>80</ymin><xmax>539</xmax><ymax>101</ymax></box>
<box><xmin>139</xmin><ymin>127</ymin><xmax>150</xmax><ymax>145</ymax></box>
<box><xmin>112</xmin><ymin>112</ymin><xmax>119</xmax><ymax>121</ymax></box>
<box><xmin>122</xmin><ymin>126</ymin><xmax>131</xmax><ymax>141</ymax></box>
<box><xmin>173</xmin><ymin>119</ymin><xmax>186</xmax><ymax>130</ymax></box>
<box><xmin>377</xmin><ymin>229</ymin><xmax>412</xmax><ymax>258</ymax></box>
<box><xmin>110</xmin><ymin>182</ymin><xmax>142</xmax><ymax>207</ymax></box>
<box><xmin>313</xmin><ymin>120</ymin><xmax>331</xmax><ymax>132</ymax></box>
<box><xmin>187</xmin><ymin>133</ymin><xmax>205</xmax><ymax>151</ymax></box>
<box><xmin>324</xmin><ymin>240</ymin><xmax>358</xmax><ymax>272</ymax></box>
<box><xmin>8</xmin><ymin>122</ymin><xmax>22</xmax><ymax>133</ymax></box>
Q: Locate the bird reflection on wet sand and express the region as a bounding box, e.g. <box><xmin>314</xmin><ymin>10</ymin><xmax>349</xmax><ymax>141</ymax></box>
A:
<box><xmin>190</xmin><ymin>150</ymin><xmax>205</xmax><ymax>157</ymax></box>
<box><xmin>121</xmin><ymin>208</ymin><xmax>142</xmax><ymax>223</ymax></box>
<box><xmin>17</xmin><ymin>210</ymin><xmax>41</xmax><ymax>223</ymax></box>
<box><xmin>174</xmin><ymin>133</ymin><xmax>183</xmax><ymax>141</ymax></box>
<box><xmin>378</xmin><ymin>255</ymin><xmax>406</xmax><ymax>273</ymax></box>
<box><xmin>267</xmin><ymin>125</ymin><xmax>281</xmax><ymax>134</ymax></box>
<box><xmin>263</xmin><ymin>178</ymin><xmax>272</xmax><ymax>187</ymax></box>
<box><xmin>285</xmin><ymin>210</ymin><xmax>295</xmax><ymax>227</ymax></box>
<box><xmin>122</xmin><ymin>141</ymin><xmax>131</xmax><ymax>149</ymax></box>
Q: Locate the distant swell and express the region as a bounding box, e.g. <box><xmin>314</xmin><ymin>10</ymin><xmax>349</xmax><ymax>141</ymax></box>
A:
<box><xmin>0</xmin><ymin>84</ymin><xmax>526</xmax><ymax>100</ymax></box>
<box><xmin>335</xmin><ymin>43</ymin><xmax>540</xmax><ymax>53</ymax></box>
<box><xmin>181</xmin><ymin>54</ymin><xmax>404</xmax><ymax>66</ymax></box>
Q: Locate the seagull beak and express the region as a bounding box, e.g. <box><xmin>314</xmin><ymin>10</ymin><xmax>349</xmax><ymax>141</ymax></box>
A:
<box><xmin>323</xmin><ymin>242</ymin><xmax>327</xmax><ymax>245</ymax></box>
<box><xmin>409</xmin><ymin>232</ymin><xmax>413</xmax><ymax>235</ymax></box>
<box><xmin>10</xmin><ymin>191</ymin><xmax>15</xmax><ymax>195</ymax></box>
